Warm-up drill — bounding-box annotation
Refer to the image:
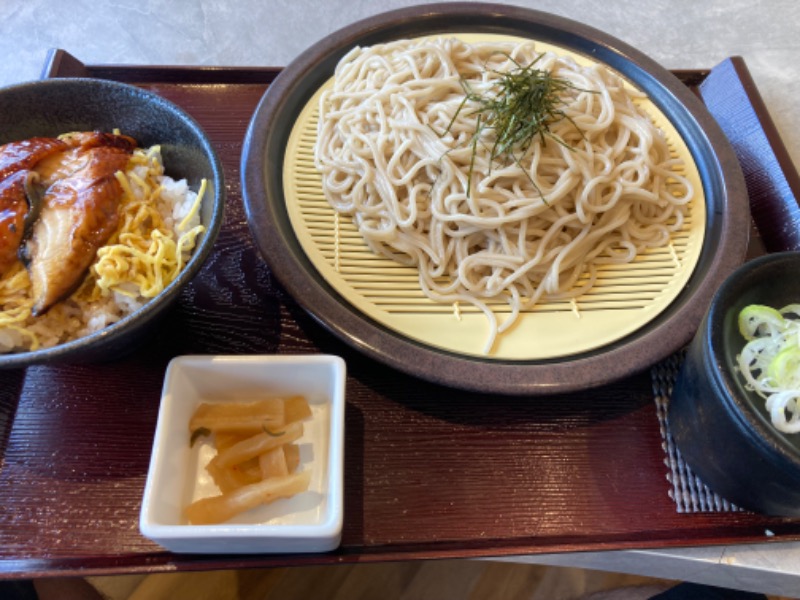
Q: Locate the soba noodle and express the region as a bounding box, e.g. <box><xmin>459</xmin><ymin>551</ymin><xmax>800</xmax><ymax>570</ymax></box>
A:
<box><xmin>314</xmin><ymin>37</ymin><xmax>693</xmax><ymax>353</ymax></box>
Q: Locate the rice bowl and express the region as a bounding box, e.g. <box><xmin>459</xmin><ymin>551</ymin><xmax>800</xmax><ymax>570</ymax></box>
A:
<box><xmin>0</xmin><ymin>77</ymin><xmax>224</xmax><ymax>368</ymax></box>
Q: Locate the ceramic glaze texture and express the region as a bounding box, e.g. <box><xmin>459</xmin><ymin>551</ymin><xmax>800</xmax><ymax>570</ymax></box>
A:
<box><xmin>669</xmin><ymin>252</ymin><xmax>800</xmax><ymax>517</ymax></box>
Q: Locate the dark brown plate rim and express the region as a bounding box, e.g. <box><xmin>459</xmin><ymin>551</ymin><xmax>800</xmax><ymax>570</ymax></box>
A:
<box><xmin>241</xmin><ymin>2</ymin><xmax>750</xmax><ymax>395</ymax></box>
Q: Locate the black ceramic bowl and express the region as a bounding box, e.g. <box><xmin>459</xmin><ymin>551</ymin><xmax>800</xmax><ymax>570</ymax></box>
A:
<box><xmin>669</xmin><ymin>251</ymin><xmax>800</xmax><ymax>516</ymax></box>
<box><xmin>0</xmin><ymin>78</ymin><xmax>225</xmax><ymax>368</ymax></box>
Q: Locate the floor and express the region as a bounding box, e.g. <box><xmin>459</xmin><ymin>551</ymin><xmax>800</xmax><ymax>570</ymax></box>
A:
<box><xmin>22</xmin><ymin>559</ymin><xmax>795</xmax><ymax>600</ymax></box>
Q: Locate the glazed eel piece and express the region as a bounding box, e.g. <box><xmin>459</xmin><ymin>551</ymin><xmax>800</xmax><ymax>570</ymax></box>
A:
<box><xmin>0</xmin><ymin>137</ymin><xmax>66</xmax><ymax>276</ymax></box>
<box><xmin>0</xmin><ymin>132</ymin><xmax>137</xmax><ymax>315</ymax></box>
<box><xmin>25</xmin><ymin>132</ymin><xmax>137</xmax><ymax>315</ymax></box>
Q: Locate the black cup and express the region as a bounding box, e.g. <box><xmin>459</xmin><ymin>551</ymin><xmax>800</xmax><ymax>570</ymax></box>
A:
<box><xmin>669</xmin><ymin>251</ymin><xmax>800</xmax><ymax>516</ymax></box>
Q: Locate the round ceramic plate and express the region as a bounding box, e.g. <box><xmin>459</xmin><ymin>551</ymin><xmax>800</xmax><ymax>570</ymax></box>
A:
<box><xmin>242</xmin><ymin>3</ymin><xmax>750</xmax><ymax>394</ymax></box>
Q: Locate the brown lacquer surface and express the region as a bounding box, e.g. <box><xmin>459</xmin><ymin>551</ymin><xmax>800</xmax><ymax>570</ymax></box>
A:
<box><xmin>0</xmin><ymin>50</ymin><xmax>798</xmax><ymax>579</ymax></box>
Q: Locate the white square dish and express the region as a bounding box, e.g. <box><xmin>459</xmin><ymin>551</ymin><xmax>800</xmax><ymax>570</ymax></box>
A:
<box><xmin>139</xmin><ymin>354</ymin><xmax>346</xmax><ymax>554</ymax></box>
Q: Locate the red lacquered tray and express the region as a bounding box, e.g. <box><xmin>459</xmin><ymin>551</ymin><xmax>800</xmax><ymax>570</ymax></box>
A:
<box><xmin>0</xmin><ymin>49</ymin><xmax>798</xmax><ymax>579</ymax></box>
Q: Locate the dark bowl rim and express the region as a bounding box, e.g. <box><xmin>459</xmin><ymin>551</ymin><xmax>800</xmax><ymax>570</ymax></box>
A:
<box><xmin>241</xmin><ymin>1</ymin><xmax>751</xmax><ymax>395</ymax></box>
<box><xmin>0</xmin><ymin>77</ymin><xmax>226</xmax><ymax>369</ymax></box>
<box><xmin>707</xmin><ymin>250</ymin><xmax>800</xmax><ymax>463</ymax></box>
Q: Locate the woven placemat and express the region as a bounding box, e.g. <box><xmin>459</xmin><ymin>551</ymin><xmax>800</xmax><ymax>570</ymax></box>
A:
<box><xmin>651</xmin><ymin>352</ymin><xmax>741</xmax><ymax>513</ymax></box>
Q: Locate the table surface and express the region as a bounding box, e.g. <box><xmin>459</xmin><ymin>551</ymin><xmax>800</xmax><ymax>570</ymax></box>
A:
<box><xmin>3</xmin><ymin>0</ymin><xmax>800</xmax><ymax>596</ymax></box>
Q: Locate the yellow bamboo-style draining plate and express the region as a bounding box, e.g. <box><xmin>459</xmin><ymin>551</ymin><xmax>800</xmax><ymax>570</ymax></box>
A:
<box><xmin>283</xmin><ymin>34</ymin><xmax>706</xmax><ymax>360</ymax></box>
<box><xmin>242</xmin><ymin>4</ymin><xmax>750</xmax><ymax>395</ymax></box>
